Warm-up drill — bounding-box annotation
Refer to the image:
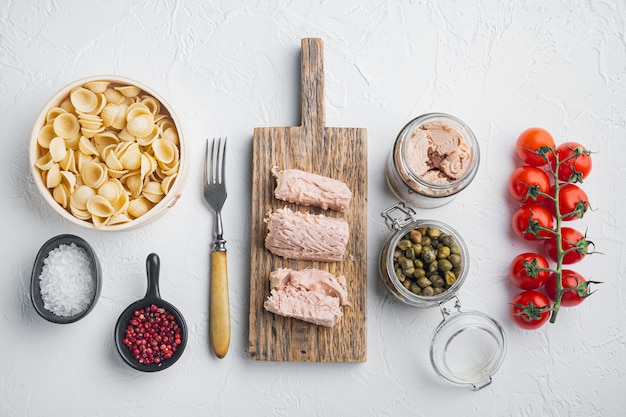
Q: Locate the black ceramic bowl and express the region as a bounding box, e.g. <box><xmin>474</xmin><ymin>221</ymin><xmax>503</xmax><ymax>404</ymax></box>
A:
<box><xmin>30</xmin><ymin>234</ymin><xmax>102</xmax><ymax>324</ymax></box>
<box><xmin>114</xmin><ymin>253</ymin><xmax>187</xmax><ymax>372</ymax></box>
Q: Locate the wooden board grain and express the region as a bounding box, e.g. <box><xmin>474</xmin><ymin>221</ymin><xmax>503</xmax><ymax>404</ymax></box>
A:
<box><xmin>248</xmin><ymin>38</ymin><xmax>367</xmax><ymax>362</ymax></box>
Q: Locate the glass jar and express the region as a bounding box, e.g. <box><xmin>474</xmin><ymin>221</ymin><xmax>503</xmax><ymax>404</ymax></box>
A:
<box><xmin>386</xmin><ymin>113</ymin><xmax>480</xmax><ymax>208</ymax></box>
<box><xmin>379</xmin><ymin>203</ymin><xmax>506</xmax><ymax>390</ymax></box>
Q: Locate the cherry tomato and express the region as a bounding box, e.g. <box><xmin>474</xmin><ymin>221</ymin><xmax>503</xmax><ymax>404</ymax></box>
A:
<box><xmin>509</xmin><ymin>253</ymin><xmax>551</xmax><ymax>290</ymax></box>
<box><xmin>515</xmin><ymin>127</ymin><xmax>555</xmax><ymax>166</ymax></box>
<box><xmin>508</xmin><ymin>166</ymin><xmax>550</xmax><ymax>203</ymax></box>
<box><xmin>511</xmin><ymin>204</ymin><xmax>554</xmax><ymax>240</ymax></box>
<box><xmin>544</xmin><ymin>227</ymin><xmax>589</xmax><ymax>264</ymax></box>
<box><xmin>545</xmin><ymin>269</ymin><xmax>588</xmax><ymax>307</ymax></box>
<box><xmin>551</xmin><ymin>141</ymin><xmax>592</xmax><ymax>183</ymax></box>
<box><xmin>546</xmin><ymin>183</ymin><xmax>589</xmax><ymax>221</ymax></box>
<box><xmin>509</xmin><ymin>290</ymin><xmax>551</xmax><ymax>330</ymax></box>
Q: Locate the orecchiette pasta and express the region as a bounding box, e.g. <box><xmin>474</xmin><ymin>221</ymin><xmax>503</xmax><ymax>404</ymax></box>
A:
<box><xmin>34</xmin><ymin>80</ymin><xmax>181</xmax><ymax>227</ymax></box>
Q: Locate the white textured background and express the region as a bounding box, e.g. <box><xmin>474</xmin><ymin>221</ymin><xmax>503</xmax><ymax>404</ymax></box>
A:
<box><xmin>2</xmin><ymin>1</ymin><xmax>625</xmax><ymax>416</ymax></box>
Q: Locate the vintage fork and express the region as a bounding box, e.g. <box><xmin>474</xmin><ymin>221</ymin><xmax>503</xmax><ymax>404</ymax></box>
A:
<box><xmin>203</xmin><ymin>137</ymin><xmax>230</xmax><ymax>359</ymax></box>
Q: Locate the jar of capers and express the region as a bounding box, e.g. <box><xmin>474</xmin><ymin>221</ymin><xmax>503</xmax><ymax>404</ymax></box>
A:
<box><xmin>379</xmin><ymin>202</ymin><xmax>469</xmax><ymax>307</ymax></box>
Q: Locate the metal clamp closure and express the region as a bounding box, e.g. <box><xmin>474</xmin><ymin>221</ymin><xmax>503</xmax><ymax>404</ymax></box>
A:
<box><xmin>438</xmin><ymin>295</ymin><xmax>461</xmax><ymax>320</ymax></box>
<box><xmin>381</xmin><ymin>202</ymin><xmax>417</xmax><ymax>231</ymax></box>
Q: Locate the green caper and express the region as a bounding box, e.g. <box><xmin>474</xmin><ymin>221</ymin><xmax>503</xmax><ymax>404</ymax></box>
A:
<box><xmin>430</xmin><ymin>275</ymin><xmax>445</xmax><ymax>287</ymax></box>
<box><xmin>395</xmin><ymin>268</ymin><xmax>406</xmax><ymax>282</ymax></box>
<box><xmin>420</xmin><ymin>236</ymin><xmax>431</xmax><ymax>246</ymax></box>
<box><xmin>427</xmin><ymin>260</ymin><xmax>439</xmax><ymax>273</ymax></box>
<box><xmin>413</xmin><ymin>268</ymin><xmax>426</xmax><ymax>278</ymax></box>
<box><xmin>445</xmin><ymin>271</ymin><xmax>457</xmax><ymax>286</ymax></box>
<box><xmin>413</xmin><ymin>259</ymin><xmax>424</xmax><ymax>269</ymax></box>
<box><xmin>449</xmin><ymin>254</ymin><xmax>461</xmax><ymax>267</ymax></box>
<box><xmin>417</xmin><ymin>277</ymin><xmax>432</xmax><ymax>288</ymax></box>
<box><xmin>405</xmin><ymin>246</ymin><xmax>415</xmax><ymax>260</ymax></box>
<box><xmin>438</xmin><ymin>259</ymin><xmax>453</xmax><ymax>272</ymax></box>
<box><xmin>412</xmin><ymin>243</ymin><xmax>422</xmax><ymax>256</ymax></box>
<box><xmin>398</xmin><ymin>257</ymin><xmax>414</xmax><ymax>269</ymax></box>
<box><xmin>427</xmin><ymin>227</ymin><xmax>441</xmax><ymax>238</ymax></box>
<box><xmin>402</xmin><ymin>267</ymin><xmax>415</xmax><ymax>276</ymax></box>
<box><xmin>422</xmin><ymin>286</ymin><xmax>435</xmax><ymax>296</ymax></box>
<box><xmin>431</xmin><ymin>239</ymin><xmax>440</xmax><ymax>249</ymax></box>
<box><xmin>409</xmin><ymin>282</ymin><xmax>421</xmax><ymax>295</ymax></box>
<box><xmin>453</xmin><ymin>265</ymin><xmax>462</xmax><ymax>276</ymax></box>
<box><xmin>398</xmin><ymin>239</ymin><xmax>412</xmax><ymax>251</ymax></box>
<box><xmin>402</xmin><ymin>278</ymin><xmax>412</xmax><ymax>290</ymax></box>
<box><xmin>409</xmin><ymin>229</ymin><xmax>422</xmax><ymax>243</ymax></box>
<box><xmin>433</xmin><ymin>287</ymin><xmax>444</xmax><ymax>295</ymax></box>
<box><xmin>437</xmin><ymin>246</ymin><xmax>451</xmax><ymax>259</ymax></box>
<box><xmin>421</xmin><ymin>247</ymin><xmax>436</xmax><ymax>263</ymax></box>
<box><xmin>441</xmin><ymin>234</ymin><xmax>454</xmax><ymax>247</ymax></box>
<box><xmin>450</xmin><ymin>244</ymin><xmax>461</xmax><ymax>255</ymax></box>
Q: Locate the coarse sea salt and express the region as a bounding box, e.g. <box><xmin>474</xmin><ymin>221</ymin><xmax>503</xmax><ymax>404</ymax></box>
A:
<box><xmin>39</xmin><ymin>243</ymin><xmax>95</xmax><ymax>317</ymax></box>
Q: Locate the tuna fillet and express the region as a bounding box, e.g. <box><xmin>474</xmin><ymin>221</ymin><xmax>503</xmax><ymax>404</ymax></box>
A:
<box><xmin>264</xmin><ymin>268</ymin><xmax>349</xmax><ymax>327</ymax></box>
<box><xmin>264</xmin><ymin>207</ymin><xmax>349</xmax><ymax>262</ymax></box>
<box><xmin>272</xmin><ymin>167</ymin><xmax>352</xmax><ymax>212</ymax></box>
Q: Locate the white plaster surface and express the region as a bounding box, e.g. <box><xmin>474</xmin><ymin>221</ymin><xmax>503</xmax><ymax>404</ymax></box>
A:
<box><xmin>2</xmin><ymin>0</ymin><xmax>626</xmax><ymax>416</ymax></box>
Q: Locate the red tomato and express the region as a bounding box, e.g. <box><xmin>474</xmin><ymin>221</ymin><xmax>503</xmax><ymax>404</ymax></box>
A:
<box><xmin>545</xmin><ymin>269</ymin><xmax>588</xmax><ymax>307</ymax></box>
<box><xmin>511</xmin><ymin>204</ymin><xmax>554</xmax><ymax>240</ymax></box>
<box><xmin>509</xmin><ymin>253</ymin><xmax>551</xmax><ymax>290</ymax></box>
<box><xmin>546</xmin><ymin>183</ymin><xmax>589</xmax><ymax>221</ymax></box>
<box><xmin>515</xmin><ymin>128</ymin><xmax>555</xmax><ymax>166</ymax></box>
<box><xmin>509</xmin><ymin>290</ymin><xmax>551</xmax><ymax>330</ymax></box>
<box><xmin>508</xmin><ymin>166</ymin><xmax>551</xmax><ymax>203</ymax></box>
<box><xmin>544</xmin><ymin>227</ymin><xmax>589</xmax><ymax>264</ymax></box>
<box><xmin>551</xmin><ymin>141</ymin><xmax>592</xmax><ymax>183</ymax></box>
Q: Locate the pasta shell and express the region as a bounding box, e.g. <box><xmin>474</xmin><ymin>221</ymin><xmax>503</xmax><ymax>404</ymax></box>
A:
<box><xmin>70</xmin><ymin>185</ymin><xmax>96</xmax><ymax>211</ymax></box>
<box><xmin>119</xmin><ymin>149</ymin><xmax>142</xmax><ymax>171</ymax></box>
<box><xmin>126</xmin><ymin>102</ymin><xmax>152</xmax><ymax>120</ymax></box>
<box><xmin>86</xmin><ymin>195</ymin><xmax>115</xmax><ymax>217</ymax></box>
<box><xmin>84</xmin><ymin>80</ymin><xmax>109</xmax><ymax>94</ymax></box>
<box><xmin>45</xmin><ymin>107</ymin><xmax>67</xmax><ymax>123</ymax></box>
<box><xmin>78</xmin><ymin>136</ymin><xmax>99</xmax><ymax>156</ymax></box>
<box><xmin>161</xmin><ymin>173</ymin><xmax>177</xmax><ymax>194</ymax></box>
<box><xmin>117</xmin><ymin>128</ymin><xmax>135</xmax><ymax>142</ymax></box>
<box><xmin>140</xmin><ymin>153</ymin><xmax>157</xmax><ymax>180</ymax></box>
<box><xmin>93</xmin><ymin>131</ymin><xmax>120</xmax><ymax>146</ymax></box>
<box><xmin>111</xmin><ymin>191</ymin><xmax>129</xmax><ymax>213</ymax></box>
<box><xmin>127</xmin><ymin>196</ymin><xmax>152</xmax><ymax>219</ymax></box>
<box><xmin>46</xmin><ymin>163</ymin><xmax>62</xmax><ymax>188</ymax></box>
<box><xmin>115</xmin><ymin>85</ymin><xmax>141</xmax><ymax>98</ymax></box>
<box><xmin>107</xmin><ymin>168</ymin><xmax>127</xmax><ymax>179</ymax></box>
<box><xmin>59</xmin><ymin>149</ymin><xmax>76</xmax><ymax>173</ymax></box>
<box><xmin>53</xmin><ymin>112</ymin><xmax>80</xmax><ymax>138</ymax></box>
<box><xmin>64</xmin><ymin>133</ymin><xmax>81</xmax><ymax>149</ymax></box>
<box><xmin>152</xmin><ymin>138</ymin><xmax>177</xmax><ymax>165</ymax></box>
<box><xmin>141</xmin><ymin>96</ymin><xmax>160</xmax><ymax>115</ymax></box>
<box><xmin>78</xmin><ymin>113</ymin><xmax>103</xmax><ymax>130</ymax></box>
<box><xmin>161</xmin><ymin>126</ymin><xmax>179</xmax><ymax>146</ymax></box>
<box><xmin>124</xmin><ymin>173</ymin><xmax>143</xmax><ymax>198</ymax></box>
<box><xmin>142</xmin><ymin>181</ymin><xmax>165</xmax><ymax>203</ymax></box>
<box><xmin>126</xmin><ymin>114</ymin><xmax>154</xmax><ymax>138</ymax></box>
<box><xmin>76</xmin><ymin>152</ymin><xmax>94</xmax><ymax>172</ymax></box>
<box><xmin>52</xmin><ymin>184</ymin><xmax>70</xmax><ymax>208</ymax></box>
<box><xmin>103</xmin><ymin>88</ymin><xmax>125</xmax><ymax>105</ymax></box>
<box><xmin>91</xmin><ymin>214</ymin><xmax>109</xmax><ymax>228</ymax></box>
<box><xmin>49</xmin><ymin>137</ymin><xmax>67</xmax><ymax>162</ymax></box>
<box><xmin>105</xmin><ymin>150</ymin><xmax>124</xmax><ymax>171</ymax></box>
<box><xmin>70</xmin><ymin>87</ymin><xmax>98</xmax><ymax>114</ymax></box>
<box><xmin>35</xmin><ymin>152</ymin><xmax>55</xmax><ymax>171</ymax></box>
<box><xmin>81</xmin><ymin>126</ymin><xmax>106</xmax><ymax>138</ymax></box>
<box><xmin>70</xmin><ymin>204</ymin><xmax>92</xmax><ymax>220</ymax></box>
<box><xmin>59</xmin><ymin>97</ymin><xmax>75</xmax><ymax>113</ymax></box>
<box><xmin>60</xmin><ymin>170</ymin><xmax>77</xmax><ymax>193</ymax></box>
<box><xmin>98</xmin><ymin>179</ymin><xmax>123</xmax><ymax>202</ymax></box>
<box><xmin>107</xmin><ymin>212</ymin><xmax>132</xmax><ymax>225</ymax></box>
<box><xmin>37</xmin><ymin>124</ymin><xmax>57</xmax><ymax>148</ymax></box>
<box><xmin>81</xmin><ymin>161</ymin><xmax>108</xmax><ymax>189</ymax></box>
<box><xmin>136</xmin><ymin>124</ymin><xmax>160</xmax><ymax>146</ymax></box>
<box><xmin>111</xmin><ymin>103</ymin><xmax>128</xmax><ymax>130</ymax></box>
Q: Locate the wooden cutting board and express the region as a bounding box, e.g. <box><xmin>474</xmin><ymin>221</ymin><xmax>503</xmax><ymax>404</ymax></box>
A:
<box><xmin>248</xmin><ymin>38</ymin><xmax>367</xmax><ymax>362</ymax></box>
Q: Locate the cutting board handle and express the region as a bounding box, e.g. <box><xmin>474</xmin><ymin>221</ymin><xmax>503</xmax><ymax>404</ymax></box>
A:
<box><xmin>300</xmin><ymin>38</ymin><xmax>325</xmax><ymax>133</ymax></box>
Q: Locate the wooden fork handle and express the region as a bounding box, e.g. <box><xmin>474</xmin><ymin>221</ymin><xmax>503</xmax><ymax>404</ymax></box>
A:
<box><xmin>210</xmin><ymin>250</ymin><xmax>230</xmax><ymax>358</ymax></box>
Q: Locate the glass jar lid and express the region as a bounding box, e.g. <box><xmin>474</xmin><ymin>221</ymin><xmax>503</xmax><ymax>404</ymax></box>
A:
<box><xmin>429</xmin><ymin>298</ymin><xmax>506</xmax><ymax>390</ymax></box>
